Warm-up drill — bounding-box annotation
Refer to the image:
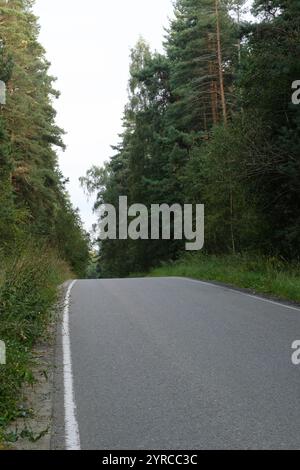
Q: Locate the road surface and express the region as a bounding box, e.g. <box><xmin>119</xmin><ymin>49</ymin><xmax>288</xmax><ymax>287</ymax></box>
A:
<box><xmin>52</xmin><ymin>278</ymin><xmax>300</xmax><ymax>450</ymax></box>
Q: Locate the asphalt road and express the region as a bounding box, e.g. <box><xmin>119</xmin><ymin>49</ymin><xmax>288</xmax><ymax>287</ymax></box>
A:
<box><xmin>54</xmin><ymin>277</ymin><xmax>300</xmax><ymax>450</ymax></box>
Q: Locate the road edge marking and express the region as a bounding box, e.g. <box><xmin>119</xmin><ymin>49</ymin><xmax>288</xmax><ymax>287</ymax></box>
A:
<box><xmin>173</xmin><ymin>277</ymin><xmax>300</xmax><ymax>312</ymax></box>
<box><xmin>62</xmin><ymin>280</ymin><xmax>81</xmax><ymax>450</ymax></box>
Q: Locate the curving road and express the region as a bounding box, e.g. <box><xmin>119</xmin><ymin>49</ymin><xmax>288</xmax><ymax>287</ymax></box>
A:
<box><xmin>52</xmin><ymin>278</ymin><xmax>300</xmax><ymax>450</ymax></box>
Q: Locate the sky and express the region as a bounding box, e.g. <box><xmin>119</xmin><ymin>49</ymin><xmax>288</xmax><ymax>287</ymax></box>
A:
<box><xmin>33</xmin><ymin>0</ymin><xmax>175</xmax><ymax>231</ymax></box>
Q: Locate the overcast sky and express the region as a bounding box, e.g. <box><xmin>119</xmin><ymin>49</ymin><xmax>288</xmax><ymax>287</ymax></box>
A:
<box><xmin>33</xmin><ymin>0</ymin><xmax>175</xmax><ymax>231</ymax></box>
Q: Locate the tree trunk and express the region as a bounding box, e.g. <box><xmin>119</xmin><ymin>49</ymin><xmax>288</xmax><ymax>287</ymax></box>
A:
<box><xmin>215</xmin><ymin>0</ymin><xmax>227</xmax><ymax>126</ymax></box>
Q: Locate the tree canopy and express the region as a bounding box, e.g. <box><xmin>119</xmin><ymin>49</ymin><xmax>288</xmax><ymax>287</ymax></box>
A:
<box><xmin>82</xmin><ymin>0</ymin><xmax>300</xmax><ymax>278</ymax></box>
<box><xmin>0</xmin><ymin>0</ymin><xmax>89</xmax><ymax>276</ymax></box>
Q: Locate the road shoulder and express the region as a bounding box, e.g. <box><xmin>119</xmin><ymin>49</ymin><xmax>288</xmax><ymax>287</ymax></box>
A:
<box><xmin>4</xmin><ymin>282</ymin><xmax>69</xmax><ymax>450</ymax></box>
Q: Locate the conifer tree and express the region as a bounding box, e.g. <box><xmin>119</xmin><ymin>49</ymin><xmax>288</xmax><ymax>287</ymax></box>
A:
<box><xmin>0</xmin><ymin>0</ymin><xmax>89</xmax><ymax>274</ymax></box>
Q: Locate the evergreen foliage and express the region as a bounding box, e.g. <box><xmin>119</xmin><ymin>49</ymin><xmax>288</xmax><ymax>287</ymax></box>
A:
<box><xmin>82</xmin><ymin>0</ymin><xmax>300</xmax><ymax>277</ymax></box>
<box><xmin>0</xmin><ymin>0</ymin><xmax>89</xmax><ymax>275</ymax></box>
<box><xmin>0</xmin><ymin>1</ymin><xmax>89</xmax><ymax>438</ymax></box>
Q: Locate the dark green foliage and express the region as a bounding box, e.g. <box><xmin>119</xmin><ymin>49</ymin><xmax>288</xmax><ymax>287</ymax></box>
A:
<box><xmin>0</xmin><ymin>0</ymin><xmax>89</xmax><ymax>274</ymax></box>
<box><xmin>83</xmin><ymin>0</ymin><xmax>300</xmax><ymax>278</ymax></box>
<box><xmin>238</xmin><ymin>0</ymin><xmax>300</xmax><ymax>257</ymax></box>
<box><xmin>0</xmin><ymin>0</ymin><xmax>89</xmax><ymax>438</ymax></box>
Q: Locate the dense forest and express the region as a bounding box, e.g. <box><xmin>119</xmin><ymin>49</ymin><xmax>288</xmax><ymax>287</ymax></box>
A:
<box><xmin>0</xmin><ymin>0</ymin><xmax>89</xmax><ymax>274</ymax></box>
<box><xmin>0</xmin><ymin>0</ymin><xmax>89</xmax><ymax>434</ymax></box>
<box><xmin>82</xmin><ymin>0</ymin><xmax>300</xmax><ymax>278</ymax></box>
<box><xmin>0</xmin><ymin>0</ymin><xmax>299</xmax><ymax>449</ymax></box>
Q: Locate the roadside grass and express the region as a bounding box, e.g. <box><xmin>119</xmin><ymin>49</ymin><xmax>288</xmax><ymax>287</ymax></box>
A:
<box><xmin>148</xmin><ymin>253</ymin><xmax>300</xmax><ymax>304</ymax></box>
<box><xmin>0</xmin><ymin>243</ymin><xmax>72</xmax><ymax>443</ymax></box>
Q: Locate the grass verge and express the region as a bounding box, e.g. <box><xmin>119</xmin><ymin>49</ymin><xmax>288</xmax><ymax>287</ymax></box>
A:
<box><xmin>0</xmin><ymin>243</ymin><xmax>72</xmax><ymax>443</ymax></box>
<box><xmin>149</xmin><ymin>253</ymin><xmax>300</xmax><ymax>304</ymax></box>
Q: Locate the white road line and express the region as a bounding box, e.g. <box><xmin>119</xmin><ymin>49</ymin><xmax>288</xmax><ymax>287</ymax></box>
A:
<box><xmin>62</xmin><ymin>280</ymin><xmax>81</xmax><ymax>451</ymax></box>
<box><xmin>175</xmin><ymin>277</ymin><xmax>300</xmax><ymax>312</ymax></box>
